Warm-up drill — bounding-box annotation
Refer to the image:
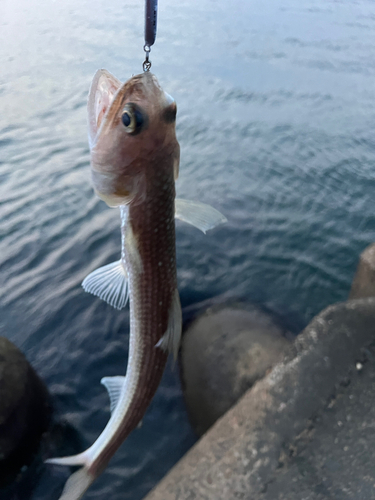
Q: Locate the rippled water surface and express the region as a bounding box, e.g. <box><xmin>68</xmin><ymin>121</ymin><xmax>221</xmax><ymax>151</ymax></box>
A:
<box><xmin>1</xmin><ymin>0</ymin><xmax>375</xmax><ymax>498</ymax></box>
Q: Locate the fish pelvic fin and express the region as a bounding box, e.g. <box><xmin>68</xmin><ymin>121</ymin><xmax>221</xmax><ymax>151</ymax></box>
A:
<box><xmin>56</xmin><ymin>467</ymin><xmax>94</xmax><ymax>500</ymax></box>
<box><xmin>82</xmin><ymin>259</ymin><xmax>129</xmax><ymax>310</ymax></box>
<box><xmin>175</xmin><ymin>198</ymin><xmax>227</xmax><ymax>234</ymax></box>
<box><xmin>155</xmin><ymin>289</ymin><xmax>182</xmax><ymax>361</ymax></box>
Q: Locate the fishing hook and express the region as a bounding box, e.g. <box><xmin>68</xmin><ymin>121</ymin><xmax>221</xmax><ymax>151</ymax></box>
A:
<box><xmin>143</xmin><ymin>45</ymin><xmax>152</xmax><ymax>72</ymax></box>
<box><xmin>143</xmin><ymin>0</ymin><xmax>158</xmax><ymax>71</ymax></box>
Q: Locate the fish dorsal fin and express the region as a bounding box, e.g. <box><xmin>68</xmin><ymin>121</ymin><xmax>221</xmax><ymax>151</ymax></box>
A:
<box><xmin>175</xmin><ymin>198</ymin><xmax>227</xmax><ymax>234</ymax></box>
<box><xmin>88</xmin><ymin>69</ymin><xmax>122</xmax><ymax>150</ymax></box>
<box><xmin>101</xmin><ymin>376</ymin><xmax>125</xmax><ymax>414</ymax></box>
<box><xmin>82</xmin><ymin>260</ymin><xmax>129</xmax><ymax>310</ymax></box>
<box><xmin>155</xmin><ymin>289</ymin><xmax>182</xmax><ymax>361</ymax></box>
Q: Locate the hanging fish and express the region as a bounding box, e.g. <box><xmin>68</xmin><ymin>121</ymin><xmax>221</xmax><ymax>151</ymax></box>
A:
<box><xmin>46</xmin><ymin>69</ymin><xmax>226</xmax><ymax>500</ymax></box>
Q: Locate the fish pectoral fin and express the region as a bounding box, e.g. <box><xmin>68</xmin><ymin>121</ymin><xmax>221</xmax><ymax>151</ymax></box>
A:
<box><xmin>101</xmin><ymin>376</ymin><xmax>125</xmax><ymax>414</ymax></box>
<box><xmin>175</xmin><ymin>198</ymin><xmax>227</xmax><ymax>234</ymax></box>
<box><xmin>82</xmin><ymin>260</ymin><xmax>129</xmax><ymax>310</ymax></box>
<box><xmin>155</xmin><ymin>289</ymin><xmax>182</xmax><ymax>361</ymax></box>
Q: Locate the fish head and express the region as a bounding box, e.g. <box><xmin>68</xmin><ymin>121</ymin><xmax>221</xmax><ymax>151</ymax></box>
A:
<box><xmin>87</xmin><ymin>69</ymin><xmax>179</xmax><ymax>207</ymax></box>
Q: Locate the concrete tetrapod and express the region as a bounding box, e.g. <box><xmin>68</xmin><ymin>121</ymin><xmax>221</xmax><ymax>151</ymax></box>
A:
<box><xmin>349</xmin><ymin>242</ymin><xmax>375</xmax><ymax>299</ymax></box>
<box><xmin>180</xmin><ymin>305</ymin><xmax>291</xmax><ymax>435</ymax></box>
<box><xmin>0</xmin><ymin>336</ymin><xmax>51</xmax><ymax>485</ymax></box>
<box><xmin>144</xmin><ymin>298</ymin><xmax>375</xmax><ymax>500</ymax></box>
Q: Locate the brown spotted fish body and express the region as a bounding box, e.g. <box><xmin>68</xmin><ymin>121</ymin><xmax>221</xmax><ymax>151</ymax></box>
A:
<box><xmin>46</xmin><ymin>70</ymin><xmax>226</xmax><ymax>500</ymax></box>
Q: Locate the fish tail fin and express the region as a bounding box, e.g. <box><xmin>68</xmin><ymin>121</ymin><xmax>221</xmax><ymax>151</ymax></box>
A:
<box><xmin>46</xmin><ymin>448</ymin><xmax>95</xmax><ymax>500</ymax></box>
<box><xmin>45</xmin><ymin>449</ymin><xmax>91</xmax><ymax>467</ymax></box>
<box><xmin>46</xmin><ymin>450</ymin><xmax>96</xmax><ymax>500</ymax></box>
<box><xmin>57</xmin><ymin>467</ymin><xmax>94</xmax><ymax>500</ymax></box>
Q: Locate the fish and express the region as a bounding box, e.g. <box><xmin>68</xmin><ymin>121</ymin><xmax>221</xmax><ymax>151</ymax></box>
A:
<box><xmin>45</xmin><ymin>69</ymin><xmax>227</xmax><ymax>500</ymax></box>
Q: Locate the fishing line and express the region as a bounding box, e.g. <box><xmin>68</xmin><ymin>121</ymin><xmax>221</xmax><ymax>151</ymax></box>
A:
<box><xmin>143</xmin><ymin>0</ymin><xmax>158</xmax><ymax>71</ymax></box>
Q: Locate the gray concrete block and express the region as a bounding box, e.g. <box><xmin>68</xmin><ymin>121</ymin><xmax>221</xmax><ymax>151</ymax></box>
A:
<box><xmin>181</xmin><ymin>305</ymin><xmax>291</xmax><ymax>435</ymax></box>
<box><xmin>144</xmin><ymin>298</ymin><xmax>375</xmax><ymax>500</ymax></box>
<box><xmin>0</xmin><ymin>336</ymin><xmax>51</xmax><ymax>485</ymax></box>
<box><xmin>350</xmin><ymin>243</ymin><xmax>375</xmax><ymax>299</ymax></box>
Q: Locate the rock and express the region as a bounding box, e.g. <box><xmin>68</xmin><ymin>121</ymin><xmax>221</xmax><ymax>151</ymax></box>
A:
<box><xmin>349</xmin><ymin>242</ymin><xmax>375</xmax><ymax>299</ymax></box>
<box><xmin>180</xmin><ymin>304</ymin><xmax>291</xmax><ymax>435</ymax></box>
<box><xmin>0</xmin><ymin>336</ymin><xmax>51</xmax><ymax>486</ymax></box>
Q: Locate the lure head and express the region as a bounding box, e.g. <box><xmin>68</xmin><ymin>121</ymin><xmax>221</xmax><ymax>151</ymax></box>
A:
<box><xmin>87</xmin><ymin>70</ymin><xmax>179</xmax><ymax>207</ymax></box>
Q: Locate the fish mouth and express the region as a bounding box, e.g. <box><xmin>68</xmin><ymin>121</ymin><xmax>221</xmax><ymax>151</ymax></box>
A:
<box><xmin>87</xmin><ymin>69</ymin><xmax>122</xmax><ymax>149</ymax></box>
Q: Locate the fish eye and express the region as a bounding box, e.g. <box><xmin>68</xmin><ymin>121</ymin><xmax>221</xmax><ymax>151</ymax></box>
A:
<box><xmin>122</xmin><ymin>112</ymin><xmax>131</xmax><ymax>127</ymax></box>
<box><xmin>121</xmin><ymin>103</ymin><xmax>144</xmax><ymax>135</ymax></box>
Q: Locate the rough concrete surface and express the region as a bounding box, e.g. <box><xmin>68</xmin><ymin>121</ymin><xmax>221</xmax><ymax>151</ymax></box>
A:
<box><xmin>144</xmin><ymin>298</ymin><xmax>375</xmax><ymax>500</ymax></box>
<box><xmin>349</xmin><ymin>242</ymin><xmax>375</xmax><ymax>299</ymax></box>
<box><xmin>181</xmin><ymin>305</ymin><xmax>291</xmax><ymax>435</ymax></box>
<box><xmin>264</xmin><ymin>352</ymin><xmax>375</xmax><ymax>499</ymax></box>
